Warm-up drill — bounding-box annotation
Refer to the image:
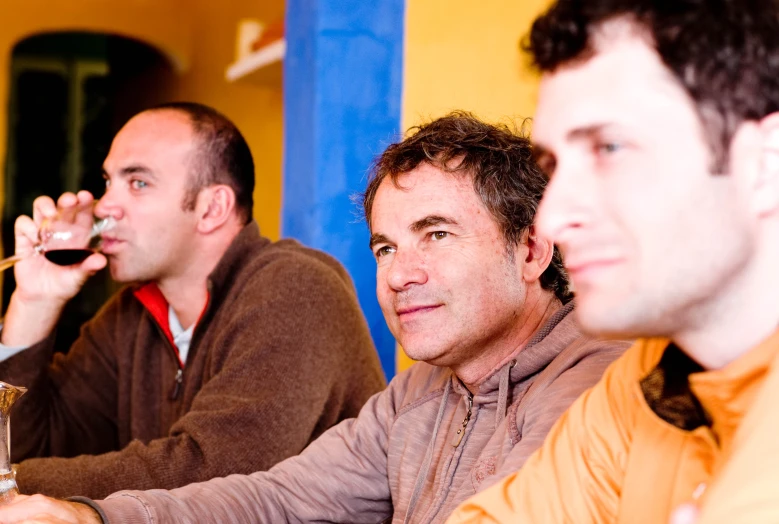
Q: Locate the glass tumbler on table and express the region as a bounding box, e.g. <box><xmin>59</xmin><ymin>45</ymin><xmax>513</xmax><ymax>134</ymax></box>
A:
<box><xmin>0</xmin><ymin>382</ymin><xmax>26</xmax><ymax>503</ymax></box>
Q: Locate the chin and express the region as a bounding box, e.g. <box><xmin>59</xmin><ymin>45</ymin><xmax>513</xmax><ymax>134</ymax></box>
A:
<box><xmin>576</xmin><ymin>296</ymin><xmax>666</xmax><ymax>340</ymax></box>
<box><xmin>108</xmin><ymin>263</ymin><xmax>144</xmax><ymax>284</ymax></box>
<box><xmin>109</xmin><ymin>270</ymin><xmax>135</xmax><ymax>284</ymax></box>
<box><xmin>574</xmin><ymin>295</ymin><xmax>632</xmax><ymax>337</ymax></box>
<box><xmin>400</xmin><ymin>343</ymin><xmax>445</xmax><ymax>365</ymax></box>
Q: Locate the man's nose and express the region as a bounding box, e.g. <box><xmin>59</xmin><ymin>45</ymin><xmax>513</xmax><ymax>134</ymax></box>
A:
<box><xmin>536</xmin><ymin>167</ymin><xmax>591</xmax><ymax>244</ymax></box>
<box><xmin>94</xmin><ymin>187</ymin><xmax>123</xmax><ymax>221</ymax></box>
<box><xmin>385</xmin><ymin>249</ymin><xmax>428</xmax><ymax>292</ymax></box>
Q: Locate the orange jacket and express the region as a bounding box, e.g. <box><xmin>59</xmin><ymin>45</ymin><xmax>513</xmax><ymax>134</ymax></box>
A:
<box><xmin>447</xmin><ymin>330</ymin><xmax>779</xmax><ymax>524</ymax></box>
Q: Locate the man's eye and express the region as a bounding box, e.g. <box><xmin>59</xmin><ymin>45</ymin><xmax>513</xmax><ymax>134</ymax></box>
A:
<box><xmin>431</xmin><ymin>231</ymin><xmax>448</xmax><ymax>240</ymax></box>
<box><xmin>130</xmin><ymin>179</ymin><xmax>148</xmax><ymax>190</ymax></box>
<box><xmin>104</xmin><ymin>178</ymin><xmax>111</xmax><ymax>188</ymax></box>
<box><xmin>595</xmin><ymin>142</ymin><xmax>623</xmax><ymax>155</ymax></box>
<box><xmin>374</xmin><ymin>246</ymin><xmax>395</xmax><ymax>258</ymax></box>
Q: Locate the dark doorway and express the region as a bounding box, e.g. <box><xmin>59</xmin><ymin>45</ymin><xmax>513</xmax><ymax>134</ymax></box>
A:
<box><xmin>3</xmin><ymin>32</ymin><xmax>176</xmax><ymax>350</ymax></box>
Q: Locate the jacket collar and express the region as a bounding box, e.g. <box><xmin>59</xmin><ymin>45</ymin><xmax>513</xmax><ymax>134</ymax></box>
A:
<box><xmin>131</xmin><ymin>221</ymin><xmax>268</xmax><ymax>364</ymax></box>
<box><xmin>203</xmin><ymin>221</ymin><xmax>269</xmax><ymax>303</ymax></box>
<box><xmin>640</xmin><ymin>328</ymin><xmax>779</xmax><ymax>435</ymax></box>
<box><xmin>451</xmin><ymin>301</ymin><xmax>578</xmax><ymax>401</ymax></box>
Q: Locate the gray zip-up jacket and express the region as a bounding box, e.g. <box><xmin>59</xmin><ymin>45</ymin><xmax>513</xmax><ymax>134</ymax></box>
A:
<box><xmin>94</xmin><ymin>302</ymin><xmax>629</xmax><ymax>523</ymax></box>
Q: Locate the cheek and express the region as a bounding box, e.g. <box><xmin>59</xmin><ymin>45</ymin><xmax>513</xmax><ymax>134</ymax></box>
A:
<box><xmin>603</xmin><ymin>153</ymin><xmax>697</xmax><ymax>241</ymax></box>
<box><xmin>458</xmin><ymin>258</ymin><xmax>519</xmax><ymax>307</ymax></box>
<box><xmin>374</xmin><ymin>268</ymin><xmax>393</xmax><ymax>309</ymax></box>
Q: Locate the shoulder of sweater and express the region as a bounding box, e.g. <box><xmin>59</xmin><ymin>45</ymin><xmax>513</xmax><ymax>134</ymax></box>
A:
<box><xmin>563</xmin><ymin>334</ymin><xmax>635</xmax><ymax>363</ymax></box>
<box><xmin>387</xmin><ymin>362</ymin><xmax>454</xmax><ymax>419</ymax></box>
<box><xmin>586</xmin><ymin>337</ymin><xmax>668</xmax><ymax>393</ymax></box>
<box><xmin>233</xmin><ymin>238</ymin><xmax>352</xmax><ymax>288</ymax></box>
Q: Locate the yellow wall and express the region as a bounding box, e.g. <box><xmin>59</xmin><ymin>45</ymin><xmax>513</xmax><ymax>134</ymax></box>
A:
<box><xmin>397</xmin><ymin>0</ymin><xmax>551</xmax><ymax>372</ymax></box>
<box><xmin>173</xmin><ymin>0</ymin><xmax>284</xmax><ymax>240</ymax></box>
<box><xmin>0</xmin><ymin>0</ymin><xmax>284</xmax><ymax>240</ymax></box>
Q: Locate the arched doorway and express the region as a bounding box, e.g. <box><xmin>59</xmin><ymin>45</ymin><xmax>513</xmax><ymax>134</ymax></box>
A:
<box><xmin>3</xmin><ymin>32</ymin><xmax>176</xmax><ymax>349</ymax></box>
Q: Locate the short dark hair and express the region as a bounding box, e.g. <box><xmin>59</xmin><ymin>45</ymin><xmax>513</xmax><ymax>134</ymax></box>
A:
<box><xmin>362</xmin><ymin>111</ymin><xmax>571</xmax><ymax>303</ymax></box>
<box><xmin>151</xmin><ymin>102</ymin><xmax>255</xmax><ymax>223</ymax></box>
<box><xmin>526</xmin><ymin>0</ymin><xmax>779</xmax><ymax>172</ymax></box>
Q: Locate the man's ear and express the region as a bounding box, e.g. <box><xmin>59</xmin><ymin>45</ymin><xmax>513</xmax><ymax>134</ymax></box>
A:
<box><xmin>195</xmin><ymin>185</ymin><xmax>237</xmax><ymax>234</ymax></box>
<box><xmin>521</xmin><ymin>226</ymin><xmax>555</xmax><ymax>283</ymax></box>
<box><xmin>753</xmin><ymin>112</ymin><xmax>779</xmax><ymax>216</ymax></box>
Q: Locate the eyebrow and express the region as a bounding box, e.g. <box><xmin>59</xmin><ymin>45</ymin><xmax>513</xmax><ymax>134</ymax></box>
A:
<box><xmin>409</xmin><ymin>214</ymin><xmax>459</xmax><ymax>233</ymax></box>
<box><xmin>369</xmin><ymin>233</ymin><xmax>391</xmax><ymax>250</ymax></box>
<box><xmin>566</xmin><ymin>123</ymin><xmax>612</xmax><ymax>141</ymax></box>
<box><xmin>532</xmin><ymin>123</ymin><xmax>616</xmax><ymax>168</ymax></box>
<box><xmin>102</xmin><ymin>164</ymin><xmax>157</xmax><ymax>180</ymax></box>
<box><xmin>368</xmin><ymin>215</ymin><xmax>460</xmax><ymax>250</ymax></box>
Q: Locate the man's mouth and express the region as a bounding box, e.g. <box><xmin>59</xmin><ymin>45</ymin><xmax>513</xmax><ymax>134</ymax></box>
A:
<box><xmin>565</xmin><ymin>256</ymin><xmax>624</xmax><ymax>283</ymax></box>
<box><xmin>99</xmin><ymin>237</ymin><xmax>125</xmax><ymax>254</ymax></box>
<box><xmin>395</xmin><ymin>304</ymin><xmax>443</xmax><ymax>318</ymax></box>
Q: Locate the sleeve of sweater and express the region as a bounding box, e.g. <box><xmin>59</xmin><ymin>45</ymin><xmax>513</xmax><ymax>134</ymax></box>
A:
<box><xmin>3</xmin><ymin>299</ymin><xmax>122</xmax><ymax>463</ymax></box>
<box><xmin>13</xmin><ymin>252</ymin><xmax>386</xmax><ymax>500</ymax></box>
<box><xmin>97</xmin><ymin>385</ymin><xmax>397</xmax><ymax>524</ymax></box>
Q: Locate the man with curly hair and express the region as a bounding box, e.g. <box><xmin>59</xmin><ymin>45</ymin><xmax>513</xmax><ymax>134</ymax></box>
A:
<box><xmin>449</xmin><ymin>1</ymin><xmax>779</xmax><ymax>523</ymax></box>
<box><xmin>0</xmin><ymin>113</ymin><xmax>628</xmax><ymax>523</ymax></box>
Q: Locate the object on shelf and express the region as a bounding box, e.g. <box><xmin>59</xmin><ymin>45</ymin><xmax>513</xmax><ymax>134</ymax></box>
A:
<box><xmin>226</xmin><ymin>18</ymin><xmax>285</xmax><ymax>83</ymax></box>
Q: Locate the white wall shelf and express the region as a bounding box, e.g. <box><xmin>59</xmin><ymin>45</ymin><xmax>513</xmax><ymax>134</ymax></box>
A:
<box><xmin>226</xmin><ymin>39</ymin><xmax>285</xmax><ymax>83</ymax></box>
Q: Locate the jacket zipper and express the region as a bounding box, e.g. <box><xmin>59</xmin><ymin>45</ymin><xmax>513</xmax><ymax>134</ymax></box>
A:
<box><xmin>451</xmin><ymin>393</ymin><xmax>473</xmax><ymax>447</ymax></box>
<box><xmin>164</xmin><ymin>282</ymin><xmax>212</xmax><ymax>401</ymax></box>
<box><xmin>169</xmin><ymin>368</ymin><xmax>184</xmax><ymax>400</ymax></box>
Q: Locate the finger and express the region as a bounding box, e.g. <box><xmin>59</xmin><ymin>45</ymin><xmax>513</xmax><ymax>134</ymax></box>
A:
<box><xmin>76</xmin><ymin>191</ymin><xmax>95</xmax><ymax>207</ymax></box>
<box><xmin>5</xmin><ymin>494</ymin><xmax>30</xmax><ymax>505</ymax></box>
<box><xmin>31</xmin><ymin>196</ymin><xmax>57</xmax><ymax>225</ymax></box>
<box><xmin>55</xmin><ymin>193</ymin><xmax>82</xmax><ymax>223</ymax></box>
<box><xmin>55</xmin><ymin>192</ymin><xmax>79</xmax><ymax>209</ymax></box>
<box><xmin>0</xmin><ymin>504</ymin><xmax>49</xmax><ymax>521</ymax></box>
<box><xmin>18</xmin><ymin>517</ymin><xmax>71</xmax><ymax>524</ymax></box>
<box><xmin>14</xmin><ymin>215</ymin><xmax>40</xmax><ymax>250</ymax></box>
<box><xmin>75</xmin><ymin>192</ymin><xmax>97</xmax><ymax>227</ymax></box>
<box><xmin>80</xmin><ymin>253</ymin><xmax>107</xmax><ymax>273</ymax></box>
<box><xmin>0</xmin><ymin>494</ymin><xmax>74</xmax><ymax>522</ymax></box>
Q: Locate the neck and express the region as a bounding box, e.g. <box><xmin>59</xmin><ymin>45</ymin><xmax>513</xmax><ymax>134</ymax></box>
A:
<box><xmin>157</xmin><ymin>225</ymin><xmax>241</xmax><ymax>328</ymax></box>
<box><xmin>159</xmin><ymin>281</ymin><xmax>209</xmax><ymax>329</ymax></box>
<box><xmin>455</xmin><ymin>290</ymin><xmax>562</xmax><ymax>392</ymax></box>
<box><xmin>675</xmin><ymin>245</ymin><xmax>779</xmax><ymax>370</ymax></box>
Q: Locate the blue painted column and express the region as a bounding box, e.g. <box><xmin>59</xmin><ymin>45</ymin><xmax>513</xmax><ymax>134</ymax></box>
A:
<box><xmin>282</xmin><ymin>0</ymin><xmax>404</xmax><ymax>378</ymax></box>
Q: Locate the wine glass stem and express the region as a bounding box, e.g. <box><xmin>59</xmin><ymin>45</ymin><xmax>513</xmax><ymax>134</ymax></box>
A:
<box><xmin>0</xmin><ymin>254</ymin><xmax>25</xmax><ymax>273</ymax></box>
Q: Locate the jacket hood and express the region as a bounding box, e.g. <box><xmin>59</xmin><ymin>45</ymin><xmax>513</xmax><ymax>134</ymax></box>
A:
<box><xmin>450</xmin><ymin>301</ymin><xmax>580</xmax><ymax>402</ymax></box>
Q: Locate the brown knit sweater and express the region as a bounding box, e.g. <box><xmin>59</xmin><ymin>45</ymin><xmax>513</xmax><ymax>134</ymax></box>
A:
<box><xmin>1</xmin><ymin>222</ymin><xmax>386</xmax><ymax>499</ymax></box>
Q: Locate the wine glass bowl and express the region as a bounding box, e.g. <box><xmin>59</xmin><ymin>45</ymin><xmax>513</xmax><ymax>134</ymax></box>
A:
<box><xmin>0</xmin><ymin>205</ymin><xmax>117</xmax><ymax>272</ymax></box>
<box><xmin>37</xmin><ymin>214</ymin><xmax>117</xmax><ymax>266</ymax></box>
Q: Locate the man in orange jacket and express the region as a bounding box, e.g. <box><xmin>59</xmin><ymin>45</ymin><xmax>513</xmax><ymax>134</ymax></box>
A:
<box><xmin>449</xmin><ymin>0</ymin><xmax>779</xmax><ymax>523</ymax></box>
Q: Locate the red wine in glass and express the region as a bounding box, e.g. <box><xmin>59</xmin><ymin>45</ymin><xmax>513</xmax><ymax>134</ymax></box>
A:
<box><xmin>43</xmin><ymin>249</ymin><xmax>95</xmax><ymax>266</ymax></box>
<box><xmin>0</xmin><ymin>205</ymin><xmax>116</xmax><ymax>273</ymax></box>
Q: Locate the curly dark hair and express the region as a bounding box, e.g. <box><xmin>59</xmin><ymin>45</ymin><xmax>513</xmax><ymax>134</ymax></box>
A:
<box><xmin>526</xmin><ymin>0</ymin><xmax>779</xmax><ymax>172</ymax></box>
<box><xmin>362</xmin><ymin>111</ymin><xmax>571</xmax><ymax>303</ymax></box>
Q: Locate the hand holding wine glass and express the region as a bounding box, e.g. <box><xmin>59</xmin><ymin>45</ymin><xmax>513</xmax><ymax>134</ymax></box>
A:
<box><xmin>0</xmin><ymin>191</ymin><xmax>115</xmax><ymax>347</ymax></box>
<box><xmin>1</xmin><ymin>194</ymin><xmax>114</xmax><ymax>264</ymax></box>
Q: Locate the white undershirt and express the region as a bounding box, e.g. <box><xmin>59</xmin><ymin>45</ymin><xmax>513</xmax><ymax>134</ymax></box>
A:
<box><xmin>168</xmin><ymin>306</ymin><xmax>194</xmax><ymax>365</ymax></box>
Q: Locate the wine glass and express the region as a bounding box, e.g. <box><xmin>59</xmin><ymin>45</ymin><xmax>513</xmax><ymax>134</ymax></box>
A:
<box><xmin>0</xmin><ymin>206</ymin><xmax>116</xmax><ymax>272</ymax></box>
